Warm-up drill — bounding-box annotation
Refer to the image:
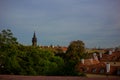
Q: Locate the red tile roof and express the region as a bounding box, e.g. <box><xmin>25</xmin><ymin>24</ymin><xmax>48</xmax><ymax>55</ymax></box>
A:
<box><xmin>76</xmin><ymin>51</ymin><xmax>120</xmax><ymax>75</ymax></box>
<box><xmin>100</xmin><ymin>51</ymin><xmax>120</xmax><ymax>62</ymax></box>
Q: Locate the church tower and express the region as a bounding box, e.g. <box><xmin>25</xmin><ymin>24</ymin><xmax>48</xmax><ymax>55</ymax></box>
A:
<box><xmin>32</xmin><ymin>32</ymin><xmax>37</xmax><ymax>46</ymax></box>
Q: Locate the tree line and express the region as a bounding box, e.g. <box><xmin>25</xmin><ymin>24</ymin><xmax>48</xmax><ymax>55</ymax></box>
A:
<box><xmin>0</xmin><ymin>29</ymin><xmax>88</xmax><ymax>76</ymax></box>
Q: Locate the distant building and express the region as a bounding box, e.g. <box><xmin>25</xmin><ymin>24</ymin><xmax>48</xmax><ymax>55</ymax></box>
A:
<box><xmin>32</xmin><ymin>32</ymin><xmax>37</xmax><ymax>46</ymax></box>
<box><xmin>76</xmin><ymin>50</ymin><xmax>120</xmax><ymax>76</ymax></box>
<box><xmin>40</xmin><ymin>45</ymin><xmax>68</xmax><ymax>54</ymax></box>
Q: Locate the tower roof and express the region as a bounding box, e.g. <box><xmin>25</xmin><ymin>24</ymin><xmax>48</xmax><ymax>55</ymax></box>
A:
<box><xmin>32</xmin><ymin>31</ymin><xmax>37</xmax><ymax>46</ymax></box>
<box><xmin>33</xmin><ymin>31</ymin><xmax>36</xmax><ymax>38</ymax></box>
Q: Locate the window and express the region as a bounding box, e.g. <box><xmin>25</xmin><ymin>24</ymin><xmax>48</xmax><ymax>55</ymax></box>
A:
<box><xmin>100</xmin><ymin>68</ymin><xmax>105</xmax><ymax>73</ymax></box>
<box><xmin>92</xmin><ymin>68</ymin><xmax>97</xmax><ymax>73</ymax></box>
<box><xmin>117</xmin><ymin>69</ymin><xmax>120</xmax><ymax>75</ymax></box>
<box><xmin>80</xmin><ymin>67</ymin><xmax>87</xmax><ymax>72</ymax></box>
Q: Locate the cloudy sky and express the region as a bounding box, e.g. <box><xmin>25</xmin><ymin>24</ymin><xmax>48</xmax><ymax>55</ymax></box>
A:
<box><xmin>0</xmin><ymin>0</ymin><xmax>120</xmax><ymax>48</ymax></box>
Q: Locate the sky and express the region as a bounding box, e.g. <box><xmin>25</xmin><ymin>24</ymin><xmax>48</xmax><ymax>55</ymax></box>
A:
<box><xmin>0</xmin><ymin>0</ymin><xmax>120</xmax><ymax>48</ymax></box>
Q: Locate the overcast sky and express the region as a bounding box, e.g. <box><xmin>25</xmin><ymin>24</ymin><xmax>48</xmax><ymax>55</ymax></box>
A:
<box><xmin>0</xmin><ymin>0</ymin><xmax>120</xmax><ymax>48</ymax></box>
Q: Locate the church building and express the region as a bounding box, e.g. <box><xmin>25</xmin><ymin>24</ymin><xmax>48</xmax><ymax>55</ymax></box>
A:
<box><xmin>32</xmin><ymin>32</ymin><xmax>37</xmax><ymax>46</ymax></box>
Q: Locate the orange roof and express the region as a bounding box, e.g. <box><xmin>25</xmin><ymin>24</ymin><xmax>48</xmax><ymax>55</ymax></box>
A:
<box><xmin>81</xmin><ymin>59</ymin><xmax>100</xmax><ymax>65</ymax></box>
<box><xmin>101</xmin><ymin>51</ymin><xmax>120</xmax><ymax>62</ymax></box>
<box><xmin>60</xmin><ymin>47</ymin><xmax>67</xmax><ymax>52</ymax></box>
<box><xmin>76</xmin><ymin>61</ymin><xmax>120</xmax><ymax>75</ymax></box>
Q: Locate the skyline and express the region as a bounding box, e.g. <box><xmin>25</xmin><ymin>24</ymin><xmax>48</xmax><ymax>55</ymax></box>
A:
<box><xmin>0</xmin><ymin>0</ymin><xmax>120</xmax><ymax>48</ymax></box>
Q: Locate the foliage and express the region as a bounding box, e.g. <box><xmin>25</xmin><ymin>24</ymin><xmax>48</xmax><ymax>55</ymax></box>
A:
<box><xmin>0</xmin><ymin>29</ymin><xmax>64</xmax><ymax>75</ymax></box>
<box><xmin>61</xmin><ymin>40</ymin><xmax>88</xmax><ymax>76</ymax></box>
<box><xmin>0</xmin><ymin>29</ymin><xmax>86</xmax><ymax>76</ymax></box>
<box><xmin>0</xmin><ymin>45</ymin><xmax>65</xmax><ymax>75</ymax></box>
<box><xmin>0</xmin><ymin>29</ymin><xmax>18</xmax><ymax>45</ymax></box>
<box><xmin>66</xmin><ymin>40</ymin><xmax>85</xmax><ymax>63</ymax></box>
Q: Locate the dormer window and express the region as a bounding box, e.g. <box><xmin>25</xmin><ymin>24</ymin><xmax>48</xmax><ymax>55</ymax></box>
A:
<box><xmin>92</xmin><ymin>68</ymin><xmax>97</xmax><ymax>73</ymax></box>
<box><xmin>99</xmin><ymin>68</ymin><xmax>105</xmax><ymax>73</ymax></box>
<box><xmin>79</xmin><ymin>67</ymin><xmax>87</xmax><ymax>72</ymax></box>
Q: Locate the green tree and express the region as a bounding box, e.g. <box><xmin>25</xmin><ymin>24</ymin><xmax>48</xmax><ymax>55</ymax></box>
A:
<box><xmin>66</xmin><ymin>40</ymin><xmax>85</xmax><ymax>62</ymax></box>
<box><xmin>59</xmin><ymin>40</ymin><xmax>87</xmax><ymax>76</ymax></box>
<box><xmin>0</xmin><ymin>29</ymin><xmax>78</xmax><ymax>76</ymax></box>
<box><xmin>0</xmin><ymin>29</ymin><xmax>18</xmax><ymax>45</ymax></box>
<box><xmin>0</xmin><ymin>29</ymin><xmax>19</xmax><ymax>74</ymax></box>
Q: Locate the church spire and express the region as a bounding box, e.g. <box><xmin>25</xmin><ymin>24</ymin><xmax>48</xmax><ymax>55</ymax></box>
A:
<box><xmin>32</xmin><ymin>31</ymin><xmax>37</xmax><ymax>46</ymax></box>
<box><xmin>33</xmin><ymin>31</ymin><xmax>36</xmax><ymax>38</ymax></box>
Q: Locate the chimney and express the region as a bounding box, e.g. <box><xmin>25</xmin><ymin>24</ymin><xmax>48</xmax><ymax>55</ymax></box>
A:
<box><xmin>93</xmin><ymin>53</ymin><xmax>96</xmax><ymax>56</ymax></box>
<box><xmin>112</xmin><ymin>49</ymin><xmax>115</xmax><ymax>52</ymax></box>
<box><xmin>99</xmin><ymin>52</ymin><xmax>102</xmax><ymax>58</ymax></box>
<box><xmin>95</xmin><ymin>56</ymin><xmax>98</xmax><ymax>61</ymax></box>
<box><xmin>89</xmin><ymin>58</ymin><xmax>93</xmax><ymax>64</ymax></box>
<box><xmin>109</xmin><ymin>51</ymin><xmax>112</xmax><ymax>55</ymax></box>
<box><xmin>93</xmin><ymin>53</ymin><xmax>98</xmax><ymax>60</ymax></box>
<box><xmin>81</xmin><ymin>59</ymin><xmax>84</xmax><ymax>64</ymax></box>
<box><xmin>106</xmin><ymin>63</ymin><xmax>110</xmax><ymax>73</ymax></box>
